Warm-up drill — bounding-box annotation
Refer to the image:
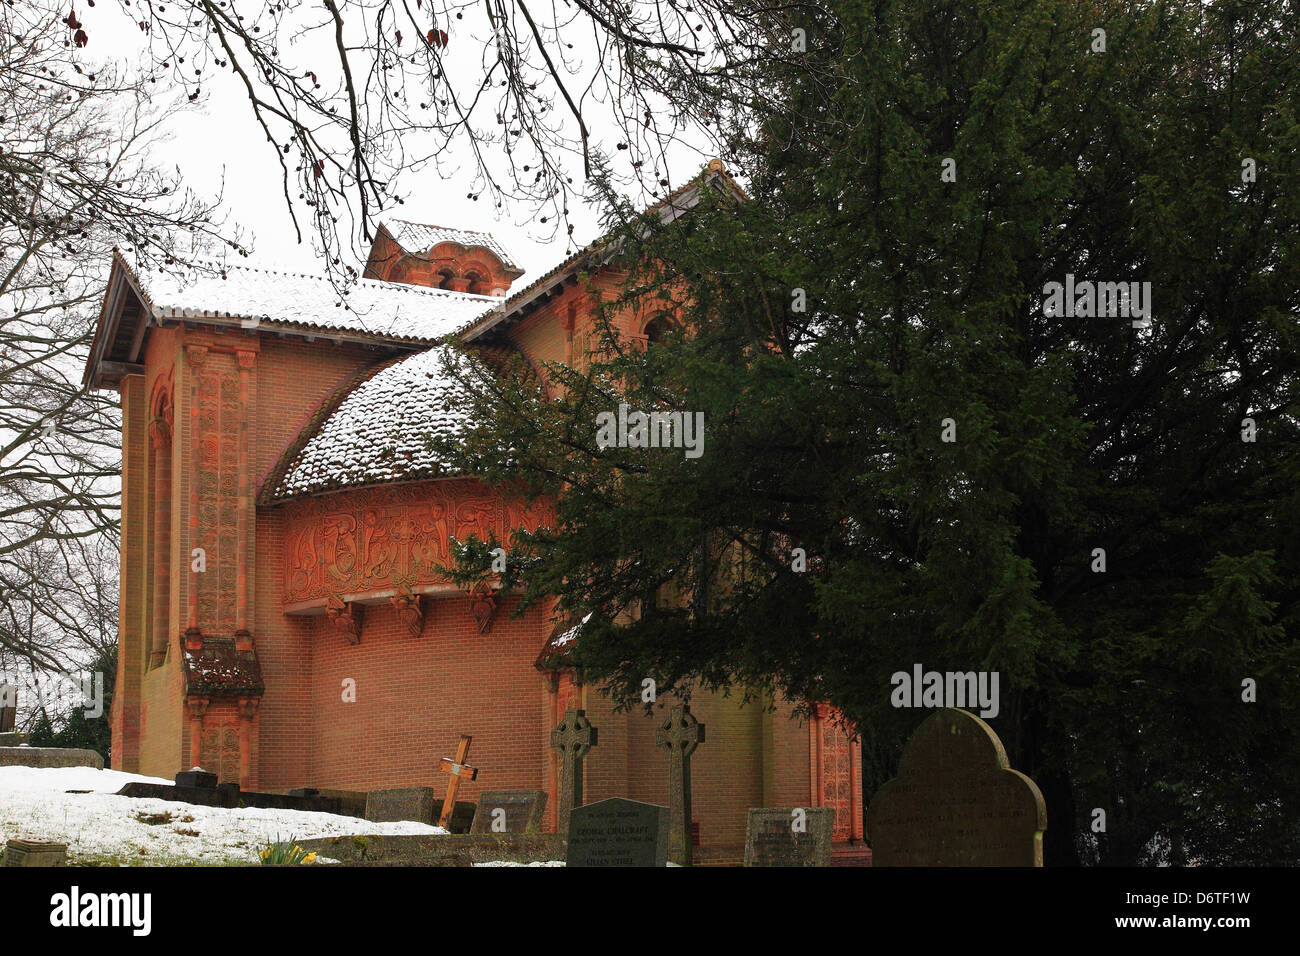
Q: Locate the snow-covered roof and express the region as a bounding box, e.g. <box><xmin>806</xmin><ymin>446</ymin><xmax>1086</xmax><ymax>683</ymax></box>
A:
<box><xmin>267</xmin><ymin>346</ymin><xmax>481</xmax><ymax>501</ymax></box>
<box><xmin>384</xmin><ymin>219</ymin><xmax>520</xmax><ymax>271</ymax></box>
<box><xmin>127</xmin><ymin>260</ymin><xmax>499</xmax><ymax>343</ymax></box>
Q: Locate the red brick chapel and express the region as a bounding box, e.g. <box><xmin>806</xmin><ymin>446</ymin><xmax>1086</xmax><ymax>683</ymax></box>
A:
<box><xmin>84</xmin><ymin>161</ymin><xmax>864</xmax><ymax>853</ymax></box>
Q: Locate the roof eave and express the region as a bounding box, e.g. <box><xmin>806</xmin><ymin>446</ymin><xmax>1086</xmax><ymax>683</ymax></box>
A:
<box><xmin>457</xmin><ymin>162</ymin><xmax>744</xmax><ymax>344</ymax></box>
<box><xmin>83</xmin><ymin>253</ymin><xmax>136</xmax><ymax>389</ymax></box>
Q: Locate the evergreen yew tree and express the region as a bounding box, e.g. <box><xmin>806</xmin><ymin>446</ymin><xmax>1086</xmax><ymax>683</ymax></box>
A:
<box><xmin>439</xmin><ymin>0</ymin><xmax>1300</xmax><ymax>865</ymax></box>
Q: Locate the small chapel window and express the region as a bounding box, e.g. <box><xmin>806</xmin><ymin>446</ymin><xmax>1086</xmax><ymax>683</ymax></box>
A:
<box><xmin>643</xmin><ymin>314</ymin><xmax>676</xmax><ymax>346</ymax></box>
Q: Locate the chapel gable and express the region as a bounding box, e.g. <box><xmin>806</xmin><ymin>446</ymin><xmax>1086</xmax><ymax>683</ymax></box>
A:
<box><xmin>364</xmin><ymin>219</ymin><xmax>524</xmax><ymax>296</ymax></box>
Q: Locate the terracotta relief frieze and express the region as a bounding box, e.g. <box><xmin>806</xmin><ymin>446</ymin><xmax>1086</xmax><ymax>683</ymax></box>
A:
<box><xmin>282</xmin><ymin>480</ymin><xmax>552</xmax><ymax>612</ymax></box>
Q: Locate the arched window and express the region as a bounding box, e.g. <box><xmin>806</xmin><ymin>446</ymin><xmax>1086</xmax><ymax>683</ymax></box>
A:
<box><xmin>643</xmin><ymin>313</ymin><xmax>677</xmax><ymax>346</ymax></box>
<box><xmin>464</xmin><ymin>270</ymin><xmax>488</xmax><ymax>295</ymax></box>
<box><xmin>146</xmin><ymin>381</ymin><xmax>174</xmax><ymax>670</ymax></box>
<box><xmin>436</xmin><ymin>268</ymin><xmax>456</xmax><ymax>290</ymax></box>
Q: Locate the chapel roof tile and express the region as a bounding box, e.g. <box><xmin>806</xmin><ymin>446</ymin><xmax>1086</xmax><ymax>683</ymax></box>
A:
<box><xmin>382</xmin><ymin>218</ymin><xmax>521</xmax><ymax>271</ymax></box>
<box><xmin>125</xmin><ymin>256</ymin><xmax>497</xmax><ymax>344</ymax></box>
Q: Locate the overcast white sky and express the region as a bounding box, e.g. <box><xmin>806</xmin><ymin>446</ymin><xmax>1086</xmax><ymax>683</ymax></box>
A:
<box><xmin>76</xmin><ymin>1</ymin><xmax>723</xmax><ymax>284</ymax></box>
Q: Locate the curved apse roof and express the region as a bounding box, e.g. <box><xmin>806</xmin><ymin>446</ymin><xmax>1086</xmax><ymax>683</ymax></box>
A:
<box><xmin>264</xmin><ymin>346</ymin><xmax>485</xmax><ymax>502</ymax></box>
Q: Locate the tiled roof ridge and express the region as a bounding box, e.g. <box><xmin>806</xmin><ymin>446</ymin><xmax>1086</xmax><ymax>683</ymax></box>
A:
<box><xmin>386</xmin><ymin>216</ymin><xmax>498</xmax><ymax>238</ymax></box>
<box><xmin>134</xmin><ymin>256</ymin><xmax>503</xmax><ymax>306</ymax></box>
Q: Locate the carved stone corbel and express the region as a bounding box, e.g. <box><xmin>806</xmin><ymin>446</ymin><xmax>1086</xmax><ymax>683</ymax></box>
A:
<box><xmin>326</xmin><ymin>596</ymin><xmax>363</xmax><ymax>645</ymax></box>
<box><xmin>390</xmin><ymin>589</ymin><xmax>425</xmax><ymax>638</ymax></box>
<box><xmin>470</xmin><ymin>586</ymin><xmax>498</xmax><ymax>635</ymax></box>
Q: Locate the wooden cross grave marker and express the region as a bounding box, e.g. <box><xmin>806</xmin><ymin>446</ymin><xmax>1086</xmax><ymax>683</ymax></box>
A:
<box><xmin>438</xmin><ymin>734</ymin><xmax>478</xmax><ymax>829</ymax></box>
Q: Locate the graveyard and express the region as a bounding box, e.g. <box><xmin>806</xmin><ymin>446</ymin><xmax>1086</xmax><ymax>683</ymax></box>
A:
<box><xmin>1</xmin><ymin>691</ymin><xmax>1045</xmax><ymax>868</ymax></box>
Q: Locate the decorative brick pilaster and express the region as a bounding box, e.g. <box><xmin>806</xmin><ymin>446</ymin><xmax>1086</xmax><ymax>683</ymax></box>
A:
<box><xmin>237</xmin><ymin>697</ymin><xmax>259</xmax><ymax>790</ymax></box>
<box><xmin>185</xmin><ymin>697</ymin><xmax>209</xmax><ymax>770</ymax></box>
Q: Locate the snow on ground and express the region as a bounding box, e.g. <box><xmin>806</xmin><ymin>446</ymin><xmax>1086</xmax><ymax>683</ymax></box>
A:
<box><xmin>0</xmin><ymin>766</ymin><xmax>443</xmax><ymax>865</ymax></box>
<box><xmin>474</xmin><ymin>860</ymin><xmax>566</xmax><ymax>867</ymax></box>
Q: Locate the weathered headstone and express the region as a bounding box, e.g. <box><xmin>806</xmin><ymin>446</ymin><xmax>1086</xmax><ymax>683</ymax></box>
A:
<box><xmin>4</xmin><ymin>839</ymin><xmax>67</xmax><ymax>867</ymax></box>
<box><xmin>549</xmin><ymin>708</ymin><xmax>597</xmax><ymax>837</ymax></box>
<box><xmin>655</xmin><ymin>704</ymin><xmax>704</xmax><ymax>866</ymax></box>
<box><xmin>744</xmin><ymin>807</ymin><xmax>835</xmax><ymax>867</ymax></box>
<box><xmin>311</xmin><ymin>788</ymin><xmax>368</xmax><ymax>818</ymax></box>
<box><xmin>867</xmin><ymin>707</ymin><xmax>1047</xmax><ymax>866</ymax></box>
<box><xmin>365</xmin><ymin>786</ymin><xmax>437</xmax><ymax>825</ymax></box>
<box><xmin>470</xmin><ymin>789</ymin><xmax>548</xmax><ymax>834</ymax></box>
<box><xmin>566</xmin><ymin>798</ymin><xmax>668</xmax><ymax>867</ymax></box>
<box><xmin>176</xmin><ymin>767</ymin><xmax>217</xmax><ymax>789</ymax></box>
<box><xmin>0</xmin><ymin>684</ymin><xmax>16</xmax><ymax>733</ymax></box>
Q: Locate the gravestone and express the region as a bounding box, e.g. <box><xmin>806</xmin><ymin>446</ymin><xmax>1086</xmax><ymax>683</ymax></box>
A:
<box><xmin>365</xmin><ymin>786</ymin><xmax>436</xmax><ymax>825</ymax></box>
<box><xmin>0</xmin><ymin>684</ymin><xmax>15</xmax><ymax>733</ymax></box>
<box><xmin>867</xmin><ymin>707</ymin><xmax>1047</xmax><ymax>866</ymax></box>
<box><xmin>566</xmin><ymin>798</ymin><xmax>669</xmax><ymax>867</ymax></box>
<box><xmin>549</xmin><ymin>708</ymin><xmax>597</xmax><ymax>837</ymax></box>
<box><xmin>4</xmin><ymin>839</ymin><xmax>67</xmax><ymax>867</ymax></box>
<box><xmin>313</xmin><ymin>788</ymin><xmax>368</xmax><ymax>818</ymax></box>
<box><xmin>470</xmin><ymin>789</ymin><xmax>548</xmax><ymax>834</ymax></box>
<box><xmin>216</xmin><ymin>781</ymin><xmax>241</xmax><ymax>802</ymax></box>
<box><xmin>744</xmin><ymin>807</ymin><xmax>834</xmax><ymax>867</ymax></box>
<box><xmin>176</xmin><ymin>767</ymin><xmax>217</xmax><ymax>789</ymax></box>
<box><xmin>655</xmin><ymin>704</ymin><xmax>704</xmax><ymax>866</ymax></box>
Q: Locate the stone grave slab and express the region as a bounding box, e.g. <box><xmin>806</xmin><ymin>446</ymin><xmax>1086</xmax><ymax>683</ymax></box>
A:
<box><xmin>744</xmin><ymin>807</ymin><xmax>834</xmax><ymax>866</ymax></box>
<box><xmin>470</xmin><ymin>789</ymin><xmax>548</xmax><ymax>834</ymax></box>
<box><xmin>176</xmin><ymin>768</ymin><xmax>218</xmax><ymax>789</ymax></box>
<box><xmin>867</xmin><ymin>707</ymin><xmax>1047</xmax><ymax>866</ymax></box>
<box><xmin>115</xmin><ymin>781</ymin><xmax>342</xmax><ymax>813</ymax></box>
<box><xmin>365</xmin><ymin>787</ymin><xmax>436</xmax><ymax>824</ymax></box>
<box><xmin>4</xmin><ymin>839</ymin><xmax>67</xmax><ymax>866</ymax></box>
<box><xmin>0</xmin><ymin>746</ymin><xmax>104</xmax><ymax>770</ymax></box>
<box><xmin>566</xmin><ymin>797</ymin><xmax>668</xmax><ymax>867</ymax></box>
<box><xmin>433</xmin><ymin>799</ymin><xmax>478</xmax><ymax>834</ymax></box>
<box><xmin>308</xmin><ymin>788</ymin><xmax>368</xmax><ymax>818</ymax></box>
